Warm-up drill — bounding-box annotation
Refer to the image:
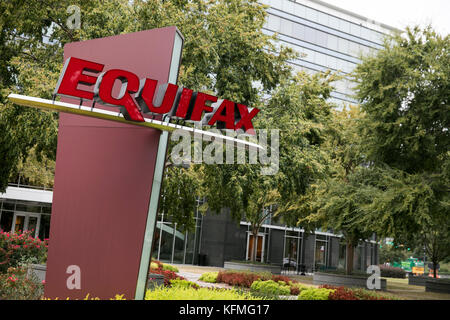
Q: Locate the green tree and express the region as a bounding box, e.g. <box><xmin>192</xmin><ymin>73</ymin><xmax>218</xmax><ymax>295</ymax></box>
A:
<box><xmin>0</xmin><ymin>0</ymin><xmax>295</xmax><ymax>212</ymax></box>
<box><xmin>298</xmin><ymin>106</ymin><xmax>375</xmax><ymax>274</ymax></box>
<box><xmin>201</xmin><ymin>70</ymin><xmax>337</xmax><ymax>262</ymax></box>
<box><xmin>353</xmin><ymin>26</ymin><xmax>450</xmax><ymax>277</ymax></box>
<box><xmin>379</xmin><ymin>244</ymin><xmax>409</xmax><ymax>265</ymax></box>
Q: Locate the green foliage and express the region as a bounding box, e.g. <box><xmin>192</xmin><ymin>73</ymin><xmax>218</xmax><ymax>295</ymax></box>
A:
<box><xmin>198</xmin><ymin>272</ymin><xmax>218</xmax><ymax>283</ymax></box>
<box><xmin>0</xmin><ymin>231</ymin><xmax>48</xmax><ymax>273</ymax></box>
<box><xmin>296</xmin><ymin>106</ymin><xmax>373</xmax><ymax>274</ymax></box>
<box><xmin>160</xmin><ymin>166</ymin><xmax>201</xmax><ymax>232</ymax></box>
<box><xmin>200</xmin><ymin>71</ymin><xmax>337</xmax><ymax>261</ymax></box>
<box><xmin>250</xmin><ymin>279</ymin><xmax>291</xmax><ymax>297</ymax></box>
<box><xmin>298</xmin><ymin>287</ymin><xmax>334</xmax><ymax>300</ymax></box>
<box><xmin>352</xmin><ymin>26</ymin><xmax>450</xmax><ymax>275</ymax></box>
<box><xmin>379</xmin><ymin>244</ymin><xmax>409</xmax><ymax>264</ymax></box>
<box><xmin>150</xmin><ymin>262</ymin><xmax>160</xmax><ymax>270</ymax></box>
<box><xmin>0</xmin><ymin>266</ymin><xmax>44</xmax><ymax>300</ymax></box>
<box><xmin>0</xmin><ymin>0</ymin><xmax>295</xmax><ymax>202</ymax></box>
<box><xmin>145</xmin><ymin>286</ymin><xmax>260</xmax><ymax>300</ymax></box>
<box><xmin>162</xmin><ymin>263</ymin><xmax>179</xmax><ymax>273</ymax></box>
<box><xmin>354</xmin><ymin>26</ymin><xmax>449</xmax><ymax>175</ymax></box>
<box><xmin>169</xmin><ymin>279</ymin><xmax>199</xmax><ymax>290</ymax></box>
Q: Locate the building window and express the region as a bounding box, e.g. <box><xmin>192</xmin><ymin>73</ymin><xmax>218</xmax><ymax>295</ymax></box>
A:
<box><xmin>315</xmin><ymin>234</ymin><xmax>328</xmax><ymax>270</ymax></box>
<box><xmin>283</xmin><ymin>230</ymin><xmax>302</xmax><ymax>270</ymax></box>
<box><xmin>0</xmin><ymin>200</ymin><xmax>51</xmax><ymax>239</ymax></box>
<box><xmin>246</xmin><ymin>232</ymin><xmax>265</xmax><ymax>262</ymax></box>
<box><xmin>0</xmin><ymin>211</ymin><xmax>14</xmax><ymax>233</ymax></box>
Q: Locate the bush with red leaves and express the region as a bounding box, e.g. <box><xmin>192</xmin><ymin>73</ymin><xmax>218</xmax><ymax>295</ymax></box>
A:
<box><xmin>216</xmin><ymin>271</ymin><xmax>263</xmax><ymax>287</ymax></box>
<box><xmin>149</xmin><ymin>259</ymin><xmax>185</xmax><ymax>286</ymax></box>
<box><xmin>320</xmin><ymin>285</ymin><xmax>393</xmax><ymax>300</ymax></box>
<box><xmin>216</xmin><ymin>270</ymin><xmax>299</xmax><ymax>290</ymax></box>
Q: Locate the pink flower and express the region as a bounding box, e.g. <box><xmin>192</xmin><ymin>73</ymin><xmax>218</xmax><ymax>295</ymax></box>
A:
<box><xmin>42</xmin><ymin>280</ymin><xmax>46</xmax><ymax>285</ymax></box>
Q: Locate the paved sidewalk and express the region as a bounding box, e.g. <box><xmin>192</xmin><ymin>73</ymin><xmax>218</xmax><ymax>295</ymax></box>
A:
<box><xmin>173</xmin><ymin>264</ymin><xmax>234</xmax><ymax>289</ymax></box>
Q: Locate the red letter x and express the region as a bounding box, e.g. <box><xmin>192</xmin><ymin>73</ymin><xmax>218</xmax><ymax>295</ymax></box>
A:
<box><xmin>234</xmin><ymin>104</ymin><xmax>260</xmax><ymax>135</ymax></box>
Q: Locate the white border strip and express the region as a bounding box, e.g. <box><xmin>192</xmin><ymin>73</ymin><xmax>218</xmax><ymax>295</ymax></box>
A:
<box><xmin>7</xmin><ymin>93</ymin><xmax>265</xmax><ymax>151</ymax></box>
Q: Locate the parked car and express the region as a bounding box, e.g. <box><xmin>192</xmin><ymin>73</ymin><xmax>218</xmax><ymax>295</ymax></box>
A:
<box><xmin>283</xmin><ymin>258</ymin><xmax>297</xmax><ymax>268</ymax></box>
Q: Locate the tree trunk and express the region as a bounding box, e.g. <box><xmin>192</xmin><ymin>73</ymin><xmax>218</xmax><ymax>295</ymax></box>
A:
<box><xmin>251</xmin><ymin>234</ymin><xmax>256</xmax><ymax>262</ymax></box>
<box><xmin>433</xmin><ymin>261</ymin><xmax>438</xmax><ymax>278</ymax></box>
<box><xmin>346</xmin><ymin>241</ymin><xmax>354</xmax><ymax>275</ymax></box>
<box><xmin>250</xmin><ymin>227</ymin><xmax>260</xmax><ymax>263</ymax></box>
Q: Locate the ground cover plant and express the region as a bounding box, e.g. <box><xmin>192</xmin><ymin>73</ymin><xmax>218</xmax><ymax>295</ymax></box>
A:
<box><xmin>149</xmin><ymin>260</ymin><xmax>185</xmax><ymax>286</ymax></box>
<box><xmin>215</xmin><ymin>270</ymin><xmax>309</xmax><ymax>295</ymax></box>
<box><xmin>250</xmin><ymin>280</ymin><xmax>291</xmax><ymax>297</ymax></box>
<box><xmin>0</xmin><ymin>266</ymin><xmax>44</xmax><ymax>300</ymax></box>
<box><xmin>320</xmin><ymin>285</ymin><xmax>398</xmax><ymax>300</ymax></box>
<box><xmin>170</xmin><ymin>279</ymin><xmax>200</xmax><ymax>290</ymax></box>
<box><xmin>198</xmin><ymin>271</ymin><xmax>219</xmax><ymax>283</ymax></box>
<box><xmin>298</xmin><ymin>287</ymin><xmax>335</xmax><ymax>300</ymax></box>
<box><xmin>145</xmin><ymin>286</ymin><xmax>261</xmax><ymax>300</ymax></box>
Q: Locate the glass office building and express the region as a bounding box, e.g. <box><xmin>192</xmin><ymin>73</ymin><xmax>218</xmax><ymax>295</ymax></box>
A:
<box><xmin>261</xmin><ymin>0</ymin><xmax>400</xmax><ymax>105</ymax></box>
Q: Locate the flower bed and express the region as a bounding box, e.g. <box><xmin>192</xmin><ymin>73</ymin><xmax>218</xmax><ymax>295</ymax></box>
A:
<box><xmin>0</xmin><ymin>231</ymin><xmax>48</xmax><ymax>273</ymax></box>
<box><xmin>145</xmin><ymin>286</ymin><xmax>260</xmax><ymax>300</ymax></box>
<box><xmin>198</xmin><ymin>271</ymin><xmax>219</xmax><ymax>283</ymax></box>
<box><xmin>0</xmin><ymin>266</ymin><xmax>44</xmax><ymax>300</ymax></box>
<box><xmin>215</xmin><ymin>270</ymin><xmax>303</xmax><ymax>295</ymax></box>
<box><xmin>149</xmin><ymin>259</ymin><xmax>185</xmax><ymax>287</ymax></box>
<box><xmin>320</xmin><ymin>285</ymin><xmax>397</xmax><ymax>300</ymax></box>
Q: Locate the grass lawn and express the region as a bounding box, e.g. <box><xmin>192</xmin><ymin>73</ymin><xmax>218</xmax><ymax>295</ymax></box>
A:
<box><xmin>287</xmin><ymin>275</ymin><xmax>450</xmax><ymax>300</ymax></box>
<box><xmin>383</xmin><ymin>277</ymin><xmax>450</xmax><ymax>300</ymax></box>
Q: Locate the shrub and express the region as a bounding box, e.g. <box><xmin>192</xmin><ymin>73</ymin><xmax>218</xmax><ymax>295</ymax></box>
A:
<box><xmin>162</xmin><ymin>263</ymin><xmax>179</xmax><ymax>273</ymax></box>
<box><xmin>216</xmin><ymin>270</ymin><xmax>268</xmax><ymax>288</ymax></box>
<box><xmin>216</xmin><ymin>270</ymin><xmax>297</xmax><ymax>289</ymax></box>
<box><xmin>289</xmin><ymin>283</ymin><xmax>310</xmax><ymax>295</ymax></box>
<box><xmin>250</xmin><ymin>280</ymin><xmax>291</xmax><ymax>297</ymax></box>
<box><xmin>199</xmin><ymin>272</ymin><xmax>218</xmax><ymax>283</ymax></box>
<box><xmin>271</xmin><ymin>275</ymin><xmax>293</xmax><ymax>284</ymax></box>
<box><xmin>150</xmin><ymin>262</ymin><xmax>160</xmax><ymax>270</ymax></box>
<box><xmin>0</xmin><ymin>231</ymin><xmax>48</xmax><ymax>273</ymax></box>
<box><xmin>145</xmin><ymin>286</ymin><xmax>261</xmax><ymax>300</ymax></box>
<box><xmin>170</xmin><ymin>279</ymin><xmax>199</xmax><ymax>290</ymax></box>
<box><xmin>298</xmin><ymin>288</ymin><xmax>335</xmax><ymax>300</ymax></box>
<box><xmin>320</xmin><ymin>285</ymin><xmax>397</xmax><ymax>300</ymax></box>
<box><xmin>149</xmin><ymin>259</ymin><xmax>185</xmax><ymax>286</ymax></box>
<box><xmin>323</xmin><ymin>285</ymin><xmax>359</xmax><ymax>300</ymax></box>
<box><xmin>0</xmin><ymin>266</ymin><xmax>44</xmax><ymax>300</ymax></box>
<box><xmin>149</xmin><ymin>269</ymin><xmax>185</xmax><ymax>286</ymax></box>
<box><xmin>379</xmin><ymin>265</ymin><xmax>406</xmax><ymax>279</ymax></box>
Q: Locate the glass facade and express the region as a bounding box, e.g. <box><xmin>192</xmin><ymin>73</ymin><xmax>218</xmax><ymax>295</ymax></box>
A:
<box><xmin>262</xmin><ymin>0</ymin><xmax>396</xmax><ymax>105</ymax></box>
<box><xmin>0</xmin><ymin>199</ymin><xmax>52</xmax><ymax>239</ymax></box>
<box><xmin>283</xmin><ymin>230</ymin><xmax>303</xmax><ymax>269</ymax></box>
<box><xmin>153</xmin><ymin>197</ymin><xmax>203</xmax><ymax>264</ymax></box>
<box><xmin>314</xmin><ymin>234</ymin><xmax>328</xmax><ymax>269</ymax></box>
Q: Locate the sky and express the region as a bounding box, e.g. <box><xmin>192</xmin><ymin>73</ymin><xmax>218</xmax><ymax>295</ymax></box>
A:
<box><xmin>320</xmin><ymin>0</ymin><xmax>450</xmax><ymax>36</ymax></box>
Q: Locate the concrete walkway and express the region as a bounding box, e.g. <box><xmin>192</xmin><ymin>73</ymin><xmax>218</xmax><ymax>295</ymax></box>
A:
<box><xmin>172</xmin><ymin>264</ymin><xmax>234</xmax><ymax>289</ymax></box>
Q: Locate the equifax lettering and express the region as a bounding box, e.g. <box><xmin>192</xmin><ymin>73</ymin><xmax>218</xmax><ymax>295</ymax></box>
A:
<box><xmin>54</xmin><ymin>57</ymin><xmax>259</xmax><ymax>134</ymax></box>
